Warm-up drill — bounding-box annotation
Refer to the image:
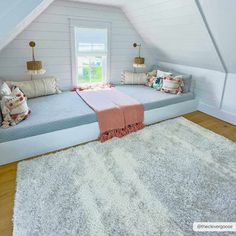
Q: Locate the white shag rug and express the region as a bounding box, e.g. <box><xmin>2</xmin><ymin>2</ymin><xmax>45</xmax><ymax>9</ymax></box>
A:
<box><xmin>13</xmin><ymin>117</ymin><xmax>236</xmax><ymax>236</ymax></box>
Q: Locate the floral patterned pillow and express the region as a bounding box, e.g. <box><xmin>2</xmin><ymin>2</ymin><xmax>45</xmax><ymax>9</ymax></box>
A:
<box><xmin>153</xmin><ymin>77</ymin><xmax>163</xmax><ymax>90</ymax></box>
<box><xmin>161</xmin><ymin>75</ymin><xmax>184</xmax><ymax>95</ymax></box>
<box><xmin>1</xmin><ymin>87</ymin><xmax>31</xmax><ymax>128</ymax></box>
<box><xmin>146</xmin><ymin>70</ymin><xmax>172</xmax><ymax>88</ymax></box>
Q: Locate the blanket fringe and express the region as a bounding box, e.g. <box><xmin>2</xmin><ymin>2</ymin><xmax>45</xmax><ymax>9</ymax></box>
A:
<box><xmin>99</xmin><ymin>122</ymin><xmax>144</xmax><ymax>142</ymax></box>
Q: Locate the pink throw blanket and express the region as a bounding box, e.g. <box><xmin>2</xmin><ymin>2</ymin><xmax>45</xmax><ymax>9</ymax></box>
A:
<box><xmin>77</xmin><ymin>88</ymin><xmax>144</xmax><ymax>142</ymax></box>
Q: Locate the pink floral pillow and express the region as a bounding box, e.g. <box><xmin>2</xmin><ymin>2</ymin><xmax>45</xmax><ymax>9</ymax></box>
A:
<box><xmin>1</xmin><ymin>87</ymin><xmax>31</xmax><ymax>128</ymax></box>
<box><xmin>161</xmin><ymin>75</ymin><xmax>184</xmax><ymax>95</ymax></box>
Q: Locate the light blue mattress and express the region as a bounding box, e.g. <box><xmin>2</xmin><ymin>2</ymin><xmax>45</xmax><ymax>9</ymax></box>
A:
<box><xmin>0</xmin><ymin>86</ymin><xmax>194</xmax><ymax>143</ymax></box>
<box><xmin>116</xmin><ymin>85</ymin><xmax>194</xmax><ymax>111</ymax></box>
<box><xmin>0</xmin><ymin>92</ymin><xmax>97</xmax><ymax>143</ymax></box>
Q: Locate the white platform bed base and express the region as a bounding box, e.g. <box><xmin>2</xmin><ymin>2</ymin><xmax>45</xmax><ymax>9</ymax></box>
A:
<box><xmin>0</xmin><ymin>99</ymin><xmax>198</xmax><ymax>165</ymax></box>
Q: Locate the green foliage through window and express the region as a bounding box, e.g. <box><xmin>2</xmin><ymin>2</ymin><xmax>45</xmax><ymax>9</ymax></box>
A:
<box><xmin>78</xmin><ymin>56</ymin><xmax>105</xmax><ymax>83</ymax></box>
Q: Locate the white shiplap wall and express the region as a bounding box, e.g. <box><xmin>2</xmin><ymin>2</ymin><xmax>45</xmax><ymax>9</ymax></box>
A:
<box><xmin>0</xmin><ymin>0</ymin><xmax>155</xmax><ymax>90</ymax></box>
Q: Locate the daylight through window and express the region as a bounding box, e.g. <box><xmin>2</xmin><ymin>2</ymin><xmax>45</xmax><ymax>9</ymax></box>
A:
<box><xmin>75</xmin><ymin>27</ymin><xmax>108</xmax><ymax>84</ymax></box>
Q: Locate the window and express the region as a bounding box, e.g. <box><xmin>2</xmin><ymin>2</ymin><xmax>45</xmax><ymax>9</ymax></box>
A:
<box><xmin>71</xmin><ymin>20</ymin><xmax>110</xmax><ymax>86</ymax></box>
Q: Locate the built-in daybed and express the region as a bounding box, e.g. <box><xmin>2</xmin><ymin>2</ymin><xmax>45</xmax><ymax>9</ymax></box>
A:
<box><xmin>0</xmin><ymin>85</ymin><xmax>198</xmax><ymax>165</ymax></box>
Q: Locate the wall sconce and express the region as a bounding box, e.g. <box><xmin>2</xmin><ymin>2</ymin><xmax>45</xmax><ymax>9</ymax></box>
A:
<box><xmin>26</xmin><ymin>41</ymin><xmax>46</xmax><ymax>78</ymax></box>
<box><xmin>133</xmin><ymin>43</ymin><xmax>145</xmax><ymax>66</ymax></box>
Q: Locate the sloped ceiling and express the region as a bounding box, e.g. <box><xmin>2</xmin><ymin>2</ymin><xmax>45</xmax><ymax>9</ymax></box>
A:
<box><xmin>0</xmin><ymin>0</ymin><xmax>54</xmax><ymax>51</ymax></box>
<box><xmin>1</xmin><ymin>0</ymin><xmax>235</xmax><ymax>73</ymax></box>
<box><xmin>199</xmin><ymin>0</ymin><xmax>236</xmax><ymax>73</ymax></box>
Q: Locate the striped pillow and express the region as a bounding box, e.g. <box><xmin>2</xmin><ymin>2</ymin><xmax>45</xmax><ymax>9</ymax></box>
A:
<box><xmin>121</xmin><ymin>72</ymin><xmax>147</xmax><ymax>85</ymax></box>
<box><xmin>6</xmin><ymin>77</ymin><xmax>61</xmax><ymax>99</ymax></box>
<box><xmin>161</xmin><ymin>75</ymin><xmax>184</xmax><ymax>95</ymax></box>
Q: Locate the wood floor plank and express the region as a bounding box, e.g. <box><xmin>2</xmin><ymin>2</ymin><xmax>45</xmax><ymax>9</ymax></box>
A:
<box><xmin>0</xmin><ymin>111</ymin><xmax>235</xmax><ymax>235</ymax></box>
<box><xmin>0</xmin><ymin>163</ymin><xmax>16</xmax><ymax>236</ymax></box>
<box><xmin>183</xmin><ymin>111</ymin><xmax>236</xmax><ymax>142</ymax></box>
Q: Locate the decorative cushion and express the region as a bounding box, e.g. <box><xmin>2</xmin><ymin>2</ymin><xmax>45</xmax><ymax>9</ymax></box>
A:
<box><xmin>172</xmin><ymin>72</ymin><xmax>192</xmax><ymax>93</ymax></box>
<box><xmin>156</xmin><ymin>69</ymin><xmax>172</xmax><ymax>78</ymax></box>
<box><xmin>147</xmin><ymin>70</ymin><xmax>157</xmax><ymax>77</ymax></box>
<box><xmin>121</xmin><ymin>72</ymin><xmax>148</xmax><ymax>85</ymax></box>
<box><xmin>146</xmin><ymin>70</ymin><xmax>157</xmax><ymax>87</ymax></box>
<box><xmin>0</xmin><ymin>82</ymin><xmax>11</xmax><ymax>99</ymax></box>
<box><xmin>146</xmin><ymin>70</ymin><xmax>172</xmax><ymax>88</ymax></box>
<box><xmin>1</xmin><ymin>87</ymin><xmax>31</xmax><ymax>128</ymax></box>
<box><xmin>0</xmin><ymin>82</ymin><xmax>11</xmax><ymax>125</ymax></box>
<box><xmin>6</xmin><ymin>77</ymin><xmax>61</xmax><ymax>99</ymax></box>
<box><xmin>152</xmin><ymin>66</ymin><xmax>192</xmax><ymax>93</ymax></box>
<box><xmin>146</xmin><ymin>76</ymin><xmax>156</xmax><ymax>87</ymax></box>
<box><xmin>153</xmin><ymin>77</ymin><xmax>163</xmax><ymax>90</ymax></box>
<box><xmin>161</xmin><ymin>75</ymin><xmax>184</xmax><ymax>95</ymax></box>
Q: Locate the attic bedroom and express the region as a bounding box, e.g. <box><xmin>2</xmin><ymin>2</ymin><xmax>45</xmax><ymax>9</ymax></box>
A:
<box><xmin>0</xmin><ymin>0</ymin><xmax>235</xmax><ymax>235</ymax></box>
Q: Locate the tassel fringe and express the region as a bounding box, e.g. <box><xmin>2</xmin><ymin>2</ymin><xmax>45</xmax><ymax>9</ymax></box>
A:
<box><xmin>99</xmin><ymin>122</ymin><xmax>144</xmax><ymax>142</ymax></box>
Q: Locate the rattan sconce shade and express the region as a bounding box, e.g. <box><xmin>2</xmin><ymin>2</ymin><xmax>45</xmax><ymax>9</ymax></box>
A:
<box><xmin>134</xmin><ymin>57</ymin><xmax>145</xmax><ymax>65</ymax></box>
<box><xmin>26</xmin><ymin>41</ymin><xmax>45</xmax><ymax>76</ymax></box>
<box><xmin>133</xmin><ymin>43</ymin><xmax>145</xmax><ymax>65</ymax></box>
<box><xmin>27</xmin><ymin>60</ymin><xmax>42</xmax><ymax>70</ymax></box>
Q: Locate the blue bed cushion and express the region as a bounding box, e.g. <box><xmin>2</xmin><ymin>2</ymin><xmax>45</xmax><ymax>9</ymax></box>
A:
<box><xmin>0</xmin><ymin>91</ymin><xmax>97</xmax><ymax>143</ymax></box>
<box><xmin>116</xmin><ymin>85</ymin><xmax>194</xmax><ymax>111</ymax></box>
<box><xmin>0</xmin><ymin>86</ymin><xmax>194</xmax><ymax>143</ymax></box>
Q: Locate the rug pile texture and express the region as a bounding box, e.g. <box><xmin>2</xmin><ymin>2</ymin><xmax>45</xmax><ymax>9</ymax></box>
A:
<box><xmin>13</xmin><ymin>117</ymin><xmax>236</xmax><ymax>236</ymax></box>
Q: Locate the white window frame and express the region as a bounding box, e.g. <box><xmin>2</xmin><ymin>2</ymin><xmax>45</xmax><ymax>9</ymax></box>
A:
<box><xmin>70</xmin><ymin>18</ymin><xmax>111</xmax><ymax>87</ymax></box>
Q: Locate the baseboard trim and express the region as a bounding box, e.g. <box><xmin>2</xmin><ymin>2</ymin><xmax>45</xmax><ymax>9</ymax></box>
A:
<box><xmin>198</xmin><ymin>102</ymin><xmax>236</xmax><ymax>125</ymax></box>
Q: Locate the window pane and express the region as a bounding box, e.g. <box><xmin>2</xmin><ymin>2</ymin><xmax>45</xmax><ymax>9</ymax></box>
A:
<box><xmin>76</xmin><ymin>27</ymin><xmax>107</xmax><ymax>53</ymax></box>
<box><xmin>75</xmin><ymin>26</ymin><xmax>108</xmax><ymax>84</ymax></box>
<box><xmin>78</xmin><ymin>56</ymin><xmax>106</xmax><ymax>84</ymax></box>
<box><xmin>78</xmin><ymin>43</ymin><xmax>106</xmax><ymax>52</ymax></box>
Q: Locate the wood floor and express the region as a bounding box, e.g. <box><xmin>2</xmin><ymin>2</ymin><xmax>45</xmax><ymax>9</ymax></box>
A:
<box><xmin>0</xmin><ymin>111</ymin><xmax>235</xmax><ymax>236</ymax></box>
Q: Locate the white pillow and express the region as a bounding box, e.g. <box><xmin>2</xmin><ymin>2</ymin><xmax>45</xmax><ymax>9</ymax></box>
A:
<box><xmin>121</xmin><ymin>72</ymin><xmax>147</xmax><ymax>85</ymax></box>
<box><xmin>156</xmin><ymin>70</ymin><xmax>172</xmax><ymax>78</ymax></box>
<box><xmin>0</xmin><ymin>82</ymin><xmax>11</xmax><ymax>99</ymax></box>
<box><xmin>6</xmin><ymin>77</ymin><xmax>61</xmax><ymax>98</ymax></box>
